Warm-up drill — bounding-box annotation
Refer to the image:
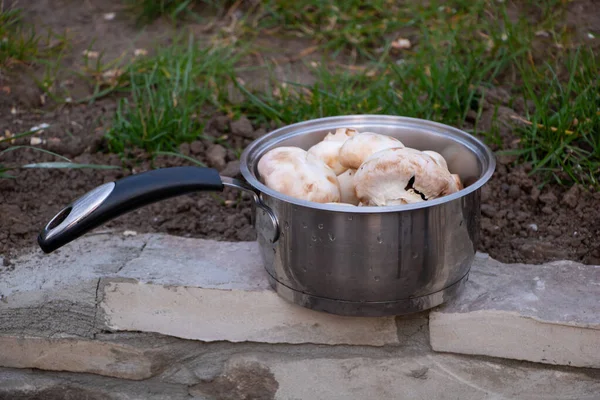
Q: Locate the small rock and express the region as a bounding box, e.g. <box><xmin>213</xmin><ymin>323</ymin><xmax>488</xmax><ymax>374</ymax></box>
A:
<box><xmin>236</xmin><ymin>225</ymin><xmax>257</xmax><ymax>241</ymax></box>
<box><xmin>123</xmin><ymin>230</ymin><xmax>137</xmax><ymax>237</ymax></box>
<box><xmin>465</xmin><ymin>109</ymin><xmax>478</xmax><ymax>123</ymax></box>
<box><xmin>213</xmin><ymin>116</ymin><xmax>230</xmax><ymax>132</ymax></box>
<box><xmin>515</xmin><ymin>211</ymin><xmax>529</xmax><ymax>222</ymax></box>
<box><xmin>530</xmin><ymin>187</ymin><xmax>540</xmax><ymax>202</ymax></box>
<box><xmin>480</xmin><ymin>186</ymin><xmax>491</xmax><ymax>203</ymax></box>
<box><xmin>539</xmin><ymin>191</ymin><xmax>557</xmax><ymax>206</ymax></box>
<box><xmin>220</xmin><ymin>160</ymin><xmax>241</xmax><ymax>178</ymax></box>
<box><xmin>527</xmin><ymin>223</ymin><xmax>538</xmax><ymax>232</ymax></box>
<box><xmin>497</xmin><ymin>154</ymin><xmax>517</xmax><ymax>165</ymax></box>
<box><xmin>519</xmin><ymin>241</ymin><xmax>567</xmax><ymax>261</ymax></box>
<box><xmin>11</xmin><ymin>223</ymin><xmax>29</xmax><ymax>235</ymax></box>
<box><xmin>508</xmin><ymin>184</ymin><xmax>521</xmax><ymax>199</ymax></box>
<box><xmin>178</xmin><ymin>143</ymin><xmax>191</xmax><ymax>156</ymax></box>
<box><xmin>230</xmin><ymin>116</ymin><xmax>254</xmax><ymax>138</ymax></box>
<box><xmin>206</xmin><ymin>144</ymin><xmax>227</xmax><ymax>170</ymax></box>
<box><xmin>541</xmin><ymin>206</ymin><xmax>553</xmax><ymax>215</ymax></box>
<box><xmin>190</xmin><ymin>141</ymin><xmax>205</xmax><ymax>155</ymax></box>
<box><xmin>226</xmin><ymin>149</ymin><xmax>237</xmax><ymax>162</ymax></box>
<box><xmin>479</xmin><ymin>86</ymin><xmax>511</xmax><ymax>106</ymax></box>
<box><xmin>253</xmin><ymin>128</ymin><xmax>267</xmax><ymax>139</ymax></box>
<box><xmin>561</xmin><ymin>185</ymin><xmax>580</xmax><ymax>208</ymax></box>
<box><xmin>481</xmin><ymin>204</ymin><xmax>497</xmax><ymax>218</ymax></box>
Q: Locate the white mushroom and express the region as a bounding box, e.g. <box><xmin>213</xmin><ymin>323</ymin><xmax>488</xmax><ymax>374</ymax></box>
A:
<box><xmin>451</xmin><ymin>174</ymin><xmax>464</xmax><ymax>191</ymax></box>
<box><xmin>354</xmin><ymin>147</ymin><xmax>460</xmax><ymax>206</ymax></box>
<box><xmin>322</xmin><ymin>127</ymin><xmax>358</xmax><ymax>142</ymax></box>
<box><xmin>307</xmin><ymin>140</ymin><xmax>347</xmax><ymax>175</ymax></box>
<box><xmin>257</xmin><ymin>146</ymin><xmax>340</xmax><ymax>203</ymax></box>
<box><xmin>339</xmin><ymin>132</ymin><xmax>404</xmax><ymax>169</ymax></box>
<box><xmin>423</xmin><ymin>150</ymin><xmax>448</xmax><ymax>171</ymax></box>
<box><xmin>336</xmin><ymin>168</ymin><xmax>360</xmax><ymax>205</ymax></box>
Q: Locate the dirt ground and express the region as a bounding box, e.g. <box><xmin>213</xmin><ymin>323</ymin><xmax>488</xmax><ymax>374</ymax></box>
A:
<box><xmin>1</xmin><ymin>0</ymin><xmax>599</xmax><ymax>265</ymax></box>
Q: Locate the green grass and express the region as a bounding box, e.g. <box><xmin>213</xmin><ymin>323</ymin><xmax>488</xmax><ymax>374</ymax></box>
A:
<box><xmin>0</xmin><ymin>5</ymin><xmax>39</xmax><ymax>67</ymax></box>
<box><xmin>506</xmin><ymin>48</ymin><xmax>600</xmax><ymax>187</ymax></box>
<box><xmin>248</xmin><ymin>0</ymin><xmax>409</xmax><ymax>59</ymax></box>
<box><xmin>0</xmin><ymin>3</ymin><xmax>68</xmax><ymax>69</ymax></box>
<box><xmin>125</xmin><ymin>0</ymin><xmax>235</xmax><ymax>25</ymax></box>
<box><xmin>104</xmin><ymin>35</ymin><xmax>241</xmax><ymax>155</ymax></box>
<box><xmin>234</xmin><ymin>1</ymin><xmax>526</xmax><ymax>126</ymax></box>
<box><xmin>94</xmin><ymin>0</ymin><xmax>600</xmax><ymax>188</ymax></box>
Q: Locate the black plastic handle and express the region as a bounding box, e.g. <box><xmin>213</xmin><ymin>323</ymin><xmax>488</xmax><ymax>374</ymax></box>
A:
<box><xmin>38</xmin><ymin>166</ymin><xmax>224</xmax><ymax>253</ymax></box>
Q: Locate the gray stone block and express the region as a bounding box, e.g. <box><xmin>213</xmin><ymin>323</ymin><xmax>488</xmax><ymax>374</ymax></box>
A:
<box><xmin>430</xmin><ymin>253</ymin><xmax>600</xmax><ymax>368</ymax></box>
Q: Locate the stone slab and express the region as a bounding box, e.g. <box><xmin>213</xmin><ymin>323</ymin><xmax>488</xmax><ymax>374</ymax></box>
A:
<box><xmin>196</xmin><ymin>352</ymin><xmax>600</xmax><ymax>400</ymax></box>
<box><xmin>0</xmin><ymin>368</ymin><xmax>202</xmax><ymax>400</ymax></box>
<box><xmin>0</xmin><ymin>336</ymin><xmax>155</xmax><ymax>380</ymax></box>
<box><xmin>1</xmin><ymin>335</ymin><xmax>599</xmax><ymax>400</ymax></box>
<box><xmin>0</xmin><ymin>234</ymin><xmax>146</xmax><ymax>338</ymax></box>
<box><xmin>430</xmin><ymin>253</ymin><xmax>600</xmax><ymax>368</ymax></box>
<box><xmin>99</xmin><ymin>280</ymin><xmax>399</xmax><ymax>346</ymax></box>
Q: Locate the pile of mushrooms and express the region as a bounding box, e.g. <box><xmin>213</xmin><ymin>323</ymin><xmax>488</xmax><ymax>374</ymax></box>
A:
<box><xmin>257</xmin><ymin>128</ymin><xmax>463</xmax><ymax>207</ymax></box>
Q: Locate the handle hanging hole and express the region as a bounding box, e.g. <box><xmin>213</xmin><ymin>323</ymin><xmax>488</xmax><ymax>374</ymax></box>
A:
<box><xmin>47</xmin><ymin>207</ymin><xmax>72</xmax><ymax>230</ymax></box>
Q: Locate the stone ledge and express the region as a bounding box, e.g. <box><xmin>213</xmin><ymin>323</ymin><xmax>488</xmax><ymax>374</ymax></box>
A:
<box><xmin>2</xmin><ymin>232</ymin><xmax>598</xmax><ymax>365</ymax></box>
<box><xmin>2</xmin><ymin>345</ymin><xmax>600</xmax><ymax>400</ymax></box>
<box><xmin>430</xmin><ymin>254</ymin><xmax>600</xmax><ymax>368</ymax></box>
<box><xmin>0</xmin><ymin>234</ymin><xmax>400</xmax><ymax>347</ymax></box>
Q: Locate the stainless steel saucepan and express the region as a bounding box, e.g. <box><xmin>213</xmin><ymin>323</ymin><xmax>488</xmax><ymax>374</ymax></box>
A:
<box><xmin>38</xmin><ymin>115</ymin><xmax>495</xmax><ymax>317</ymax></box>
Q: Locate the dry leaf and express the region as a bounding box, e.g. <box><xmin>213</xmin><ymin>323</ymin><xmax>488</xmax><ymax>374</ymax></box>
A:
<box><xmin>391</xmin><ymin>38</ymin><xmax>411</xmax><ymax>50</ymax></box>
<box><xmin>82</xmin><ymin>50</ymin><xmax>100</xmax><ymax>59</ymax></box>
<box><xmin>134</xmin><ymin>48</ymin><xmax>148</xmax><ymax>57</ymax></box>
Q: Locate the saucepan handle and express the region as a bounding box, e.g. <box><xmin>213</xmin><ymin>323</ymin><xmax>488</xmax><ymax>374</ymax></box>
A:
<box><xmin>37</xmin><ymin>166</ymin><xmax>279</xmax><ymax>254</ymax></box>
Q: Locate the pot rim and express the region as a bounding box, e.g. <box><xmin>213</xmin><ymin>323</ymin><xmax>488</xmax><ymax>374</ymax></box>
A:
<box><xmin>240</xmin><ymin>114</ymin><xmax>495</xmax><ymax>213</ymax></box>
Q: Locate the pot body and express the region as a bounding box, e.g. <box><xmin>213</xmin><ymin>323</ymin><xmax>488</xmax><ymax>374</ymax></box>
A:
<box><xmin>254</xmin><ymin>189</ymin><xmax>479</xmax><ymax>316</ymax></box>
<box><xmin>242</xmin><ymin>115</ymin><xmax>494</xmax><ymax>316</ymax></box>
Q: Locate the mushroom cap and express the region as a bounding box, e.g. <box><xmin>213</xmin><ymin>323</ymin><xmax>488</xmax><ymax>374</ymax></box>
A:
<box><xmin>336</xmin><ymin>168</ymin><xmax>359</xmax><ymax>205</ymax></box>
<box><xmin>323</xmin><ymin>127</ymin><xmax>358</xmax><ymax>142</ymax></box>
<box><xmin>307</xmin><ymin>140</ymin><xmax>347</xmax><ymax>175</ymax></box>
<box><xmin>354</xmin><ymin>147</ymin><xmax>459</xmax><ymax>206</ymax></box>
<box><xmin>451</xmin><ymin>174</ymin><xmax>464</xmax><ymax>191</ymax></box>
<box><xmin>422</xmin><ymin>150</ymin><xmax>448</xmax><ymax>171</ymax></box>
<box><xmin>257</xmin><ymin>146</ymin><xmax>340</xmax><ymax>203</ymax></box>
<box><xmin>339</xmin><ymin>132</ymin><xmax>404</xmax><ymax>169</ymax></box>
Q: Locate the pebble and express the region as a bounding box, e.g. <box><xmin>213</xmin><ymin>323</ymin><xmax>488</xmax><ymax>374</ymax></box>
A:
<box><xmin>530</xmin><ymin>187</ymin><xmax>540</xmax><ymax>201</ymax></box>
<box><xmin>178</xmin><ymin>143</ymin><xmax>191</xmax><ymax>156</ymax></box>
<box><xmin>123</xmin><ymin>230</ymin><xmax>137</xmax><ymax>236</ymax></box>
<box><xmin>508</xmin><ymin>184</ymin><xmax>521</xmax><ymax>199</ymax></box>
<box><xmin>541</xmin><ymin>206</ymin><xmax>553</xmax><ymax>215</ymax></box>
<box><xmin>539</xmin><ymin>191</ymin><xmax>558</xmax><ymax>205</ymax></box>
<box><xmin>527</xmin><ymin>223</ymin><xmax>538</xmax><ymax>232</ymax></box>
<box><xmin>481</xmin><ymin>204</ymin><xmax>497</xmax><ymax>218</ymax></box>
<box><xmin>480</xmin><ymin>186</ymin><xmax>491</xmax><ymax>203</ymax></box>
<box><xmin>220</xmin><ymin>160</ymin><xmax>241</xmax><ymax>178</ymax></box>
<box><xmin>206</xmin><ymin>144</ymin><xmax>227</xmax><ymax>170</ymax></box>
<box><xmin>213</xmin><ymin>116</ymin><xmax>230</xmax><ymax>132</ymax></box>
<box><xmin>561</xmin><ymin>185</ymin><xmax>580</xmax><ymax>208</ymax></box>
<box><xmin>230</xmin><ymin>116</ymin><xmax>254</xmax><ymax>138</ymax></box>
<box><xmin>190</xmin><ymin>140</ymin><xmax>205</xmax><ymax>155</ymax></box>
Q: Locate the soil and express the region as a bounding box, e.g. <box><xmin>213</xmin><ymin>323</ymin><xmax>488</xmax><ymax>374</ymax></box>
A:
<box><xmin>1</xmin><ymin>0</ymin><xmax>599</xmax><ymax>265</ymax></box>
